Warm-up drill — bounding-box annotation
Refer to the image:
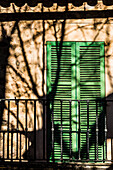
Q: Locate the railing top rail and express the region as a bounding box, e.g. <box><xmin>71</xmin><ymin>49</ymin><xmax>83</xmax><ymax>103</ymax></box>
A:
<box><xmin>0</xmin><ymin>98</ymin><xmax>113</xmax><ymax>102</ymax></box>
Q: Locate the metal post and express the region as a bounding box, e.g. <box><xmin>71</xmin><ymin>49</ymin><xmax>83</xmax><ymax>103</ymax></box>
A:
<box><xmin>11</xmin><ymin>131</ymin><xmax>13</xmax><ymax>161</ymax></box>
<box><xmin>7</xmin><ymin>100</ymin><xmax>10</xmax><ymax>159</ymax></box>
<box><xmin>34</xmin><ymin>100</ymin><xmax>36</xmax><ymax>160</ymax></box>
<box><xmin>60</xmin><ymin>100</ymin><xmax>63</xmax><ymax>161</ymax></box>
<box><xmin>104</xmin><ymin>100</ymin><xmax>107</xmax><ymax>161</ymax></box>
<box><xmin>69</xmin><ymin>100</ymin><xmax>72</xmax><ymax>160</ymax></box>
<box><xmin>25</xmin><ymin>100</ymin><xmax>28</xmax><ymax>157</ymax></box>
<box><xmin>20</xmin><ymin>132</ymin><xmax>21</xmax><ymax>162</ymax></box>
<box><xmin>3</xmin><ymin>132</ymin><xmax>5</xmax><ymax>160</ymax></box>
<box><xmin>51</xmin><ymin>101</ymin><xmax>54</xmax><ymax>162</ymax></box>
<box><xmin>78</xmin><ymin>100</ymin><xmax>81</xmax><ymax>160</ymax></box>
<box><xmin>87</xmin><ymin>100</ymin><xmax>89</xmax><ymax>160</ymax></box>
<box><xmin>96</xmin><ymin>100</ymin><xmax>99</xmax><ymax>160</ymax></box>
<box><xmin>16</xmin><ymin>100</ymin><xmax>19</xmax><ymax>159</ymax></box>
<box><xmin>43</xmin><ymin>100</ymin><xmax>45</xmax><ymax>160</ymax></box>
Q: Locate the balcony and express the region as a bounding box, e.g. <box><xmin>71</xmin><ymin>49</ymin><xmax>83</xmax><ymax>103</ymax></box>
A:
<box><xmin>0</xmin><ymin>98</ymin><xmax>112</xmax><ymax>167</ymax></box>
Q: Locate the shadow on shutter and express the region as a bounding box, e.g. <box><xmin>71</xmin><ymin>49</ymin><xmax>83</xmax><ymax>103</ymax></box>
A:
<box><xmin>47</xmin><ymin>42</ymin><xmax>76</xmax><ymax>161</ymax></box>
<box><xmin>77</xmin><ymin>42</ymin><xmax>105</xmax><ymax>160</ymax></box>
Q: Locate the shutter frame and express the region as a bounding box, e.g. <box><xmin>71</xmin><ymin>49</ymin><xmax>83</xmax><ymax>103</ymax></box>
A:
<box><xmin>47</xmin><ymin>41</ymin><xmax>77</xmax><ymax>161</ymax></box>
<box><xmin>47</xmin><ymin>41</ymin><xmax>105</xmax><ymax>161</ymax></box>
<box><xmin>76</xmin><ymin>41</ymin><xmax>105</xmax><ymax>160</ymax></box>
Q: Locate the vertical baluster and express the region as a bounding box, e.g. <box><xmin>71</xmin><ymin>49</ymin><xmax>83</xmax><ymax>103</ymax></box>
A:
<box><xmin>111</xmin><ymin>138</ymin><xmax>113</xmax><ymax>161</ymax></box>
<box><xmin>104</xmin><ymin>100</ymin><xmax>107</xmax><ymax>161</ymax></box>
<box><xmin>3</xmin><ymin>132</ymin><xmax>5</xmax><ymax>160</ymax></box>
<box><xmin>20</xmin><ymin>133</ymin><xmax>21</xmax><ymax>162</ymax></box>
<box><xmin>34</xmin><ymin>100</ymin><xmax>36</xmax><ymax>160</ymax></box>
<box><xmin>87</xmin><ymin>100</ymin><xmax>89</xmax><ymax>160</ymax></box>
<box><xmin>43</xmin><ymin>100</ymin><xmax>45</xmax><ymax>160</ymax></box>
<box><xmin>0</xmin><ymin>99</ymin><xmax>1</xmax><ymax>159</ymax></box>
<box><xmin>7</xmin><ymin>100</ymin><xmax>10</xmax><ymax>159</ymax></box>
<box><xmin>11</xmin><ymin>131</ymin><xmax>13</xmax><ymax>161</ymax></box>
<box><xmin>0</xmin><ymin>130</ymin><xmax>2</xmax><ymax>160</ymax></box>
<box><xmin>16</xmin><ymin>99</ymin><xmax>19</xmax><ymax>159</ymax></box>
<box><xmin>60</xmin><ymin>100</ymin><xmax>63</xmax><ymax>161</ymax></box>
<box><xmin>78</xmin><ymin>100</ymin><xmax>81</xmax><ymax>160</ymax></box>
<box><xmin>45</xmin><ymin>99</ymin><xmax>47</xmax><ymax>161</ymax></box>
<box><xmin>25</xmin><ymin>100</ymin><xmax>27</xmax><ymax>157</ymax></box>
<box><xmin>51</xmin><ymin>101</ymin><xmax>54</xmax><ymax>162</ymax></box>
<box><xmin>69</xmin><ymin>100</ymin><xmax>72</xmax><ymax>160</ymax></box>
<box><xmin>96</xmin><ymin>100</ymin><xmax>99</xmax><ymax>161</ymax></box>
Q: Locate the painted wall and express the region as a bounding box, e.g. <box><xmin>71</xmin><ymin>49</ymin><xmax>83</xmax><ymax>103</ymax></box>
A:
<box><xmin>0</xmin><ymin>1</ymin><xmax>113</xmax><ymax>160</ymax></box>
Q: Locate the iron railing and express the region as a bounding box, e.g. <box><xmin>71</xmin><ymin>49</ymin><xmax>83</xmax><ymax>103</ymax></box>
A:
<box><xmin>0</xmin><ymin>99</ymin><xmax>112</xmax><ymax>163</ymax></box>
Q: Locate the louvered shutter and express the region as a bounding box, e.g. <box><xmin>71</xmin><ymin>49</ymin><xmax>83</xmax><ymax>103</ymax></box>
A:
<box><xmin>47</xmin><ymin>41</ymin><xmax>76</xmax><ymax>161</ymax></box>
<box><xmin>76</xmin><ymin>42</ymin><xmax>105</xmax><ymax>160</ymax></box>
<box><xmin>47</xmin><ymin>41</ymin><xmax>105</xmax><ymax>161</ymax></box>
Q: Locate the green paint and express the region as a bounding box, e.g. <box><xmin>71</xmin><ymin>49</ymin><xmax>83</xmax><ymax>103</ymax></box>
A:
<box><xmin>76</xmin><ymin>42</ymin><xmax>105</xmax><ymax>160</ymax></box>
<box><xmin>47</xmin><ymin>41</ymin><xmax>105</xmax><ymax>161</ymax></box>
<box><xmin>47</xmin><ymin>41</ymin><xmax>77</xmax><ymax>161</ymax></box>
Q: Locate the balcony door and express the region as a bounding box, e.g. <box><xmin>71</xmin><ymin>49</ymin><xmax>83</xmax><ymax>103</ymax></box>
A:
<box><xmin>47</xmin><ymin>41</ymin><xmax>105</xmax><ymax>161</ymax></box>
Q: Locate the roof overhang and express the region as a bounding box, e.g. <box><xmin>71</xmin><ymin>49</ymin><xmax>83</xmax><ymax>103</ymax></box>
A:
<box><xmin>0</xmin><ymin>10</ymin><xmax>113</xmax><ymax>21</ymax></box>
<box><xmin>0</xmin><ymin>0</ymin><xmax>113</xmax><ymax>8</ymax></box>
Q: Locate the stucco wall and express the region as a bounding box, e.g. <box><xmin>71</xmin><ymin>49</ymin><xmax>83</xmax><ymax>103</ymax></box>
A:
<box><xmin>0</xmin><ymin>1</ymin><xmax>113</xmax><ymax>160</ymax></box>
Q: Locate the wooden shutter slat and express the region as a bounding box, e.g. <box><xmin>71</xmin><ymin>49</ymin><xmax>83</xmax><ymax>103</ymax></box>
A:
<box><xmin>47</xmin><ymin>41</ymin><xmax>76</xmax><ymax>161</ymax></box>
<box><xmin>77</xmin><ymin>42</ymin><xmax>105</xmax><ymax>160</ymax></box>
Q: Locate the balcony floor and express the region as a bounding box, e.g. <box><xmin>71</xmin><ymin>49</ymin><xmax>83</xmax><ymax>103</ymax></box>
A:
<box><xmin>0</xmin><ymin>161</ymin><xmax>112</xmax><ymax>170</ymax></box>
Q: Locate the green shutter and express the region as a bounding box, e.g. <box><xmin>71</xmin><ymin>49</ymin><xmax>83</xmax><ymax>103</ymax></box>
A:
<box><xmin>47</xmin><ymin>41</ymin><xmax>105</xmax><ymax>161</ymax></box>
<box><xmin>76</xmin><ymin>42</ymin><xmax>105</xmax><ymax>160</ymax></box>
<box><xmin>47</xmin><ymin>41</ymin><xmax>77</xmax><ymax>161</ymax></box>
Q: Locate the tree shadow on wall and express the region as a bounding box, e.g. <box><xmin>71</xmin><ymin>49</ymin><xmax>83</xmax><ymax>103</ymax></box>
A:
<box><xmin>0</xmin><ymin>23</ymin><xmax>18</xmax><ymax>130</ymax></box>
<box><xmin>2</xmin><ymin>22</ymin><xmax>108</xmax><ymax>162</ymax></box>
<box><xmin>0</xmin><ymin>23</ymin><xmax>109</xmax><ymax>165</ymax></box>
<box><xmin>0</xmin><ymin>4</ymin><xmax>68</xmax><ymax>161</ymax></box>
<box><xmin>1</xmin><ymin>5</ymin><xmax>113</xmax><ymax>167</ymax></box>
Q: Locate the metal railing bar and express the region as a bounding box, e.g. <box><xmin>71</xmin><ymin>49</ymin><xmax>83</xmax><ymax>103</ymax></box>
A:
<box><xmin>60</xmin><ymin>100</ymin><xmax>63</xmax><ymax>161</ymax></box>
<box><xmin>25</xmin><ymin>100</ymin><xmax>27</xmax><ymax>158</ymax></box>
<box><xmin>0</xmin><ymin>130</ymin><xmax>88</xmax><ymax>133</ymax></box>
<box><xmin>96</xmin><ymin>100</ymin><xmax>99</xmax><ymax>161</ymax></box>
<box><xmin>28</xmin><ymin>136</ymin><xmax>29</xmax><ymax>159</ymax></box>
<box><xmin>51</xmin><ymin>101</ymin><xmax>54</xmax><ymax>162</ymax></box>
<box><xmin>111</xmin><ymin>139</ymin><xmax>113</xmax><ymax>160</ymax></box>
<box><xmin>43</xmin><ymin>100</ymin><xmax>45</xmax><ymax>160</ymax></box>
<box><xmin>87</xmin><ymin>100</ymin><xmax>89</xmax><ymax>160</ymax></box>
<box><xmin>1</xmin><ymin>158</ymin><xmax>113</xmax><ymax>162</ymax></box>
<box><xmin>20</xmin><ymin>133</ymin><xmax>21</xmax><ymax>162</ymax></box>
<box><xmin>7</xmin><ymin>100</ymin><xmax>10</xmax><ymax>159</ymax></box>
<box><xmin>78</xmin><ymin>100</ymin><xmax>81</xmax><ymax>160</ymax></box>
<box><xmin>3</xmin><ymin>132</ymin><xmax>5</xmax><ymax>160</ymax></box>
<box><xmin>16</xmin><ymin>100</ymin><xmax>19</xmax><ymax>159</ymax></box>
<box><xmin>34</xmin><ymin>100</ymin><xmax>36</xmax><ymax>160</ymax></box>
<box><xmin>0</xmin><ymin>100</ymin><xmax>2</xmax><ymax>159</ymax></box>
<box><xmin>0</xmin><ymin>98</ymin><xmax>112</xmax><ymax>102</ymax></box>
<box><xmin>69</xmin><ymin>100</ymin><xmax>72</xmax><ymax>160</ymax></box>
<box><xmin>104</xmin><ymin>100</ymin><xmax>107</xmax><ymax>161</ymax></box>
<box><xmin>0</xmin><ymin>98</ymin><xmax>110</xmax><ymax>162</ymax></box>
<box><xmin>11</xmin><ymin>131</ymin><xmax>13</xmax><ymax>161</ymax></box>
